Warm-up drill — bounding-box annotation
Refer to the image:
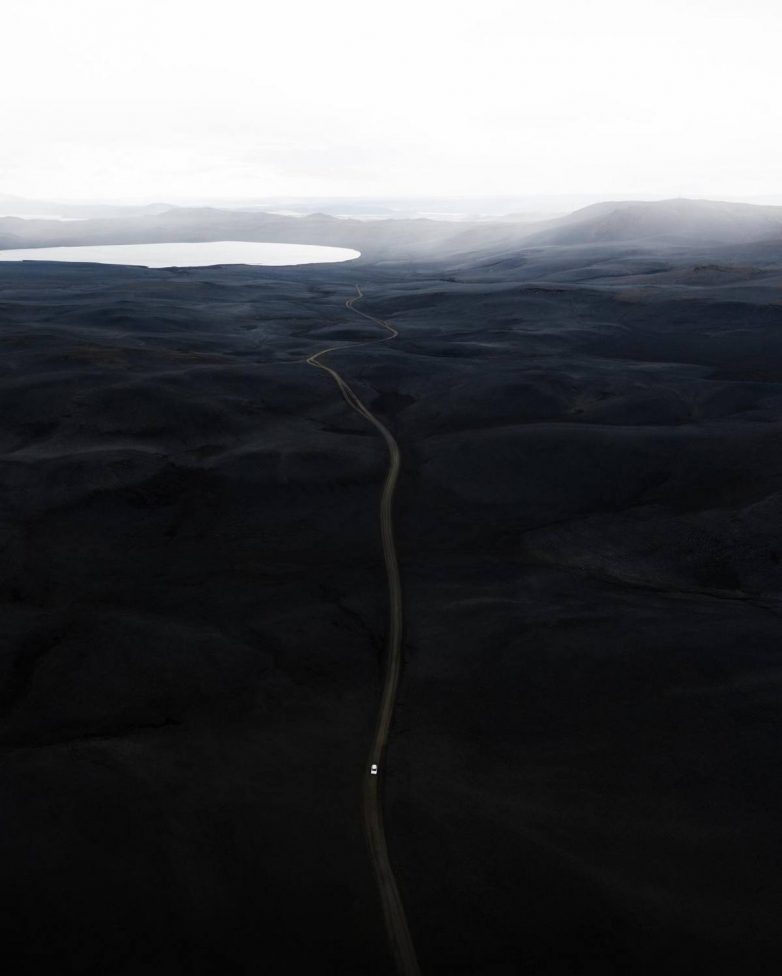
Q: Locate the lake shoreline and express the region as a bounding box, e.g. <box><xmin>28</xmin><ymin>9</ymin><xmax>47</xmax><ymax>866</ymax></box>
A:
<box><xmin>0</xmin><ymin>239</ymin><xmax>361</xmax><ymax>268</ymax></box>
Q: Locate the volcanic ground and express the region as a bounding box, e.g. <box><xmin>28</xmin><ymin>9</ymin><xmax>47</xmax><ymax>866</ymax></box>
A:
<box><xmin>1</xmin><ymin>238</ymin><xmax>781</xmax><ymax>974</ymax></box>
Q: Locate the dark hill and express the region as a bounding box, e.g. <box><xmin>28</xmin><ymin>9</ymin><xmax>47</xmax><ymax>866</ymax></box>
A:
<box><xmin>525</xmin><ymin>198</ymin><xmax>782</xmax><ymax>246</ymax></box>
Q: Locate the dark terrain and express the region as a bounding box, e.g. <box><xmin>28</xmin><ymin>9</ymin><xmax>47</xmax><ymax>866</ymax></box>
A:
<box><xmin>1</xmin><ymin>211</ymin><xmax>782</xmax><ymax>973</ymax></box>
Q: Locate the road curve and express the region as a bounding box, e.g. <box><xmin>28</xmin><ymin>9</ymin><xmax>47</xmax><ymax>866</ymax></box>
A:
<box><xmin>307</xmin><ymin>287</ymin><xmax>422</xmax><ymax>976</ymax></box>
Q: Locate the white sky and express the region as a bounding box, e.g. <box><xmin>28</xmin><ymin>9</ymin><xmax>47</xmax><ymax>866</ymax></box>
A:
<box><xmin>2</xmin><ymin>0</ymin><xmax>780</xmax><ymax>203</ymax></box>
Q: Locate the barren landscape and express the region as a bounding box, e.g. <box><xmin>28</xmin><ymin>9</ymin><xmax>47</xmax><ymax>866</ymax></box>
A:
<box><xmin>1</xmin><ymin>199</ymin><xmax>781</xmax><ymax>972</ymax></box>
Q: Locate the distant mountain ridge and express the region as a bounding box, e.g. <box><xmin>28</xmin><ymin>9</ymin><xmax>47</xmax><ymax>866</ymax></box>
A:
<box><xmin>0</xmin><ymin>194</ymin><xmax>172</xmax><ymax>220</ymax></box>
<box><xmin>2</xmin><ymin>197</ymin><xmax>782</xmax><ymax>259</ymax></box>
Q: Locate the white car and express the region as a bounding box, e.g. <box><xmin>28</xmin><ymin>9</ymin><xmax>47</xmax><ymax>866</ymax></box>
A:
<box><xmin>370</xmin><ymin>764</ymin><xmax>378</xmax><ymax>775</ymax></box>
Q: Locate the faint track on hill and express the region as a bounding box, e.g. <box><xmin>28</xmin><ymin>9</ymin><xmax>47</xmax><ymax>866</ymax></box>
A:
<box><xmin>307</xmin><ymin>287</ymin><xmax>421</xmax><ymax>976</ymax></box>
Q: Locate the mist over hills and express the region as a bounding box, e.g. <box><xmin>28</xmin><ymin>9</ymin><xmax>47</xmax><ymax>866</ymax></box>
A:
<box><xmin>2</xmin><ymin>197</ymin><xmax>782</xmax><ymax>263</ymax></box>
<box><xmin>525</xmin><ymin>198</ymin><xmax>782</xmax><ymax>246</ymax></box>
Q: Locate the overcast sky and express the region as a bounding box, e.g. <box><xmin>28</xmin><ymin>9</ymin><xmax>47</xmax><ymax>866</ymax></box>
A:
<box><xmin>2</xmin><ymin>0</ymin><xmax>780</xmax><ymax>203</ymax></box>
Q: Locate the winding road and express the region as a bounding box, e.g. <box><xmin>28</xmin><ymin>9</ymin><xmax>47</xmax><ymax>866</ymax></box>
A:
<box><xmin>307</xmin><ymin>287</ymin><xmax>422</xmax><ymax>976</ymax></box>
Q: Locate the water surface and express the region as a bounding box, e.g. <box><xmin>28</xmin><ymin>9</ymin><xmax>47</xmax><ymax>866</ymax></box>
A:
<box><xmin>0</xmin><ymin>240</ymin><xmax>360</xmax><ymax>268</ymax></box>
